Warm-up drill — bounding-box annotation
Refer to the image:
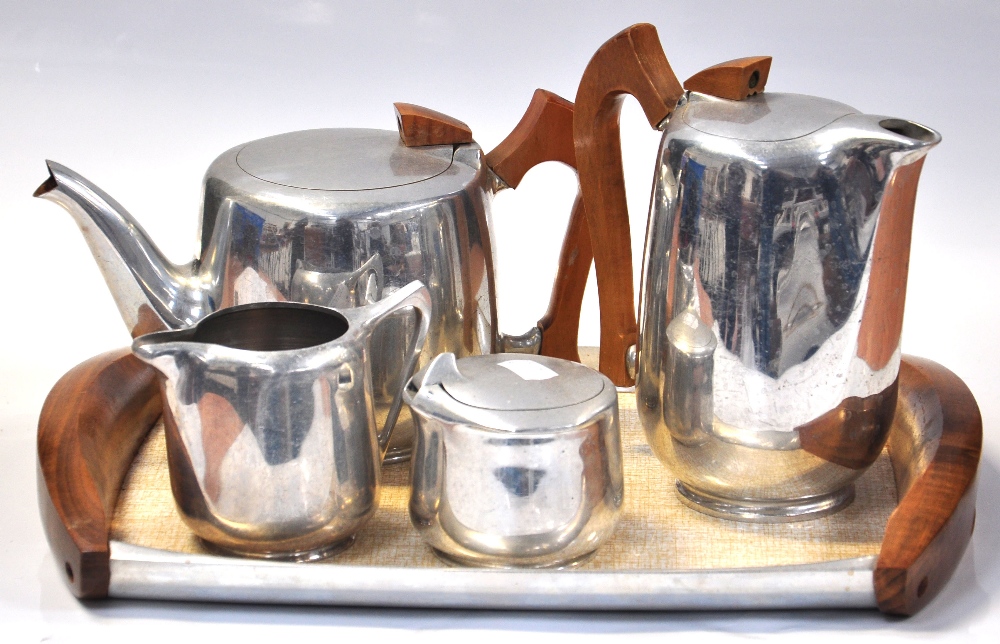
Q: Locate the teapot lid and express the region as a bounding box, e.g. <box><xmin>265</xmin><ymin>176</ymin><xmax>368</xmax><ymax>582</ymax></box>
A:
<box><xmin>683</xmin><ymin>92</ymin><xmax>859</xmax><ymax>142</ymax></box>
<box><xmin>236</xmin><ymin>128</ymin><xmax>454</xmax><ymax>191</ymax></box>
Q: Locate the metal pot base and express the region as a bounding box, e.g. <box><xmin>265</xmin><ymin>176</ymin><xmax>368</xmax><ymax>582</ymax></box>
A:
<box><xmin>199</xmin><ymin>535</ymin><xmax>356</xmax><ymax>563</ymax></box>
<box><xmin>675</xmin><ymin>481</ymin><xmax>855</xmax><ymax>523</ymax></box>
<box><xmin>430</xmin><ymin>547</ymin><xmax>598</xmax><ymax>570</ymax></box>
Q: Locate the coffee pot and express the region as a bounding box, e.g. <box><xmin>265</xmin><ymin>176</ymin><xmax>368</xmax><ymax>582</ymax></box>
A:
<box><xmin>574</xmin><ymin>24</ymin><xmax>940</xmax><ymax>519</ymax></box>
<box><xmin>35</xmin><ymin>90</ymin><xmax>594</xmax><ymax>461</ymax></box>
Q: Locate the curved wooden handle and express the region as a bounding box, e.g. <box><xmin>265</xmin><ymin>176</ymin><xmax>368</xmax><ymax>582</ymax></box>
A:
<box><xmin>537</xmin><ymin>194</ymin><xmax>591</xmax><ymax>363</ymax></box>
<box><xmin>574</xmin><ymin>23</ymin><xmax>684</xmax><ymax>386</ymax></box>
<box><xmin>37</xmin><ymin>349</ymin><xmax>162</xmax><ymax>599</ymax></box>
<box><xmin>394</xmin><ymin>103</ymin><xmax>473</xmax><ymax>147</ymax></box>
<box><xmin>877</xmin><ymin>356</ymin><xmax>982</xmax><ymax>615</ymax></box>
<box><xmin>485</xmin><ymin>89</ymin><xmax>591</xmax><ymax>362</ymax></box>
<box><xmin>684</xmin><ymin>56</ymin><xmax>772</xmax><ymax>100</ymax></box>
<box><xmin>484</xmin><ymin>89</ymin><xmax>576</xmax><ymax>188</ymax></box>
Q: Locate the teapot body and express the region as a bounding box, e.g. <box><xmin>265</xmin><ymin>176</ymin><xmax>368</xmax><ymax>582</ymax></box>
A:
<box><xmin>195</xmin><ymin>128</ymin><xmax>498</xmax><ymax>460</ymax></box>
<box><xmin>636</xmin><ymin>92</ymin><xmax>939</xmax><ymax>519</ymax></box>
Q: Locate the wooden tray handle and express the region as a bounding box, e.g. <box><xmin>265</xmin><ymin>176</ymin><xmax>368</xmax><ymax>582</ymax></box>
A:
<box><xmin>877</xmin><ymin>356</ymin><xmax>982</xmax><ymax>615</ymax></box>
<box><xmin>36</xmin><ymin>349</ymin><xmax>161</xmax><ymax>599</ymax></box>
<box><xmin>484</xmin><ymin>89</ymin><xmax>590</xmax><ymax>363</ymax></box>
<box><xmin>573</xmin><ymin>23</ymin><xmax>684</xmax><ymax>386</ymax></box>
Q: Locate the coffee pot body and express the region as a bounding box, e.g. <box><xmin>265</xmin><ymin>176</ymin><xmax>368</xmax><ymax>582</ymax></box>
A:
<box><xmin>572</xmin><ymin>24</ymin><xmax>939</xmax><ymax>520</ymax></box>
<box><xmin>636</xmin><ymin>92</ymin><xmax>939</xmax><ymax>519</ymax></box>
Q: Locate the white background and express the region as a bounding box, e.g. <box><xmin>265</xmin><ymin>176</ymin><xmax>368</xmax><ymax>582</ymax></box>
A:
<box><xmin>2</xmin><ymin>1</ymin><xmax>998</xmax><ymax>641</ymax></box>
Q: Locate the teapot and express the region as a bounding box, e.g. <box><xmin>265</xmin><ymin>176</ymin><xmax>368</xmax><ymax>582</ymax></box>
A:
<box><xmin>35</xmin><ymin>89</ymin><xmax>594</xmax><ymax>462</ymax></box>
<box><xmin>573</xmin><ymin>24</ymin><xmax>940</xmax><ymax>520</ymax></box>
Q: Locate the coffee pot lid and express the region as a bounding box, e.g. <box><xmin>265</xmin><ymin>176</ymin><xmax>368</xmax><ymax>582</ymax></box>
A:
<box><xmin>236</xmin><ymin>128</ymin><xmax>454</xmax><ymax>191</ymax></box>
<box><xmin>683</xmin><ymin>92</ymin><xmax>859</xmax><ymax>142</ymax></box>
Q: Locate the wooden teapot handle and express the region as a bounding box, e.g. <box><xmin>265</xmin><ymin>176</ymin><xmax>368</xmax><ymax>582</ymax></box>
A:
<box><xmin>573</xmin><ymin>23</ymin><xmax>685</xmax><ymax>386</ymax></box>
<box><xmin>395</xmin><ymin>92</ymin><xmax>590</xmax><ymax>362</ymax></box>
<box><xmin>484</xmin><ymin>89</ymin><xmax>590</xmax><ymax>363</ymax></box>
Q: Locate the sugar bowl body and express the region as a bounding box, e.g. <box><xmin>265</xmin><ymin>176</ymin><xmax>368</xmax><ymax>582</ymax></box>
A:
<box><xmin>132</xmin><ymin>282</ymin><xmax>431</xmax><ymax>560</ymax></box>
<box><xmin>405</xmin><ymin>354</ymin><xmax>622</xmax><ymax>568</ymax></box>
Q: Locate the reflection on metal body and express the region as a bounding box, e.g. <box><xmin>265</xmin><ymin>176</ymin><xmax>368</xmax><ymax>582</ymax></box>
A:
<box><xmin>38</xmin><ymin>128</ymin><xmax>501</xmax><ymax>461</ymax></box>
<box><xmin>636</xmin><ymin>92</ymin><xmax>939</xmax><ymax>520</ymax></box>
<box><xmin>131</xmin><ymin>282</ymin><xmax>432</xmax><ymax>560</ymax></box>
<box><xmin>498</xmin><ymin>325</ymin><xmax>543</xmax><ymax>354</ymax></box>
<box><xmin>405</xmin><ymin>354</ymin><xmax>622</xmax><ymax>568</ymax></box>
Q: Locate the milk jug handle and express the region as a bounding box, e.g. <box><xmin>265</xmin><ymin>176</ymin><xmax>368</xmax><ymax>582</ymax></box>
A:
<box><xmin>347</xmin><ymin>281</ymin><xmax>433</xmax><ymax>456</ymax></box>
<box><xmin>573</xmin><ymin>23</ymin><xmax>684</xmax><ymax>386</ymax></box>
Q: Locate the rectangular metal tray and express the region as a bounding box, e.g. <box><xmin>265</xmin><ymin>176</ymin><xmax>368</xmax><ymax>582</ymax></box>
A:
<box><xmin>37</xmin><ymin>351</ymin><xmax>981</xmax><ymax>615</ymax></box>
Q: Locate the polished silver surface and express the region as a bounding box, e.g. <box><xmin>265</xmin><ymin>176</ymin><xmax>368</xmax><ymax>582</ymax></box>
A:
<box><xmin>36</xmin><ymin>127</ymin><xmax>499</xmax><ymax>460</ymax></box>
<box><xmin>636</xmin><ymin>92</ymin><xmax>940</xmax><ymax>520</ymax></box>
<box><xmin>497</xmin><ymin>325</ymin><xmax>543</xmax><ymax>354</ymax></box>
<box><xmin>132</xmin><ymin>281</ymin><xmax>431</xmax><ymax>560</ymax></box>
<box><xmin>236</xmin><ymin>129</ymin><xmax>455</xmax><ymax>190</ymax></box>
<box><xmin>405</xmin><ymin>354</ymin><xmax>622</xmax><ymax>568</ymax></box>
<box><xmin>107</xmin><ymin>541</ymin><xmax>877</xmax><ymax>610</ymax></box>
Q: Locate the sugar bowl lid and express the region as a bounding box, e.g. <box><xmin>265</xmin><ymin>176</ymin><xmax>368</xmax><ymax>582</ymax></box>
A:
<box><xmin>404</xmin><ymin>353</ymin><xmax>616</xmax><ymax>432</ymax></box>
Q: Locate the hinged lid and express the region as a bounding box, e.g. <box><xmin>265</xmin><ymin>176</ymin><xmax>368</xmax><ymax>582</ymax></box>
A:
<box><xmin>683</xmin><ymin>93</ymin><xmax>858</xmax><ymax>142</ymax></box>
<box><xmin>443</xmin><ymin>355</ymin><xmax>606</xmax><ymax>412</ymax></box>
<box><xmin>236</xmin><ymin>128</ymin><xmax>455</xmax><ymax>191</ymax></box>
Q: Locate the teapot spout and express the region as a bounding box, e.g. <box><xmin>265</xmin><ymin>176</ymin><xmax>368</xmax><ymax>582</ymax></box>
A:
<box><xmin>35</xmin><ymin>161</ymin><xmax>212</xmax><ymax>336</ymax></box>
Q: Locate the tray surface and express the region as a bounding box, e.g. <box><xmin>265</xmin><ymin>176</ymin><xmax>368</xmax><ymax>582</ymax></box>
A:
<box><xmin>111</xmin><ymin>392</ymin><xmax>897</xmax><ymax>571</ymax></box>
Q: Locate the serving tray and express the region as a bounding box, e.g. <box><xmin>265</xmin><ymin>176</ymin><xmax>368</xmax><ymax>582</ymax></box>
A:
<box><xmin>37</xmin><ymin>350</ymin><xmax>981</xmax><ymax>615</ymax></box>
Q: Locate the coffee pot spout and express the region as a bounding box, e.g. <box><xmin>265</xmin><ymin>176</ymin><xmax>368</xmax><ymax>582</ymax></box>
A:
<box><xmin>35</xmin><ymin>161</ymin><xmax>212</xmax><ymax>336</ymax></box>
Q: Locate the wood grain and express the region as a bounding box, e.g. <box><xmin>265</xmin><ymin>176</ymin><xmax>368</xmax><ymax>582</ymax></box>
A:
<box><xmin>684</xmin><ymin>56</ymin><xmax>772</xmax><ymax>100</ymax></box>
<box><xmin>484</xmin><ymin>88</ymin><xmax>591</xmax><ymax>362</ymax></box>
<box><xmin>875</xmin><ymin>356</ymin><xmax>982</xmax><ymax>615</ymax></box>
<box><xmin>857</xmin><ymin>157</ymin><xmax>927</xmax><ymax>371</ymax></box>
<box><xmin>394</xmin><ymin>103</ymin><xmax>473</xmax><ymax>147</ymax></box>
<box><xmin>36</xmin><ymin>349</ymin><xmax>161</xmax><ymax>598</ymax></box>
<box><xmin>537</xmin><ymin>194</ymin><xmax>591</xmax><ymax>363</ymax></box>
<box><xmin>573</xmin><ymin>23</ymin><xmax>684</xmax><ymax>386</ymax></box>
<box><xmin>485</xmin><ymin>89</ymin><xmax>576</xmax><ymax>188</ymax></box>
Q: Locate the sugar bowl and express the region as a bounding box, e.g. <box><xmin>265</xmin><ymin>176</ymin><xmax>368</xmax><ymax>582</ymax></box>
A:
<box><xmin>405</xmin><ymin>353</ymin><xmax>622</xmax><ymax>568</ymax></box>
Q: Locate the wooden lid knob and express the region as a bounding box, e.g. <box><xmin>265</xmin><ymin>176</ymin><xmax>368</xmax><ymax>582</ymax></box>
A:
<box><xmin>393</xmin><ymin>103</ymin><xmax>473</xmax><ymax>147</ymax></box>
<box><xmin>684</xmin><ymin>56</ymin><xmax>772</xmax><ymax>100</ymax></box>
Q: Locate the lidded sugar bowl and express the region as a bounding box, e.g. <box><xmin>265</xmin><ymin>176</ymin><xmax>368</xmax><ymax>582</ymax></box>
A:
<box><xmin>404</xmin><ymin>353</ymin><xmax>622</xmax><ymax>568</ymax></box>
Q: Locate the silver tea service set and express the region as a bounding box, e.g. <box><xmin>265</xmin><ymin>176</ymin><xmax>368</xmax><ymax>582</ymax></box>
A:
<box><xmin>37</xmin><ymin>23</ymin><xmax>939</xmax><ymax>566</ymax></box>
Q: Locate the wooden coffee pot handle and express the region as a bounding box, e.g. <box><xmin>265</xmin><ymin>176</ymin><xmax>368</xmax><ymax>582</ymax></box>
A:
<box><xmin>574</xmin><ymin>23</ymin><xmax>772</xmax><ymax>385</ymax></box>
<box><xmin>573</xmin><ymin>23</ymin><xmax>685</xmax><ymax>386</ymax></box>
